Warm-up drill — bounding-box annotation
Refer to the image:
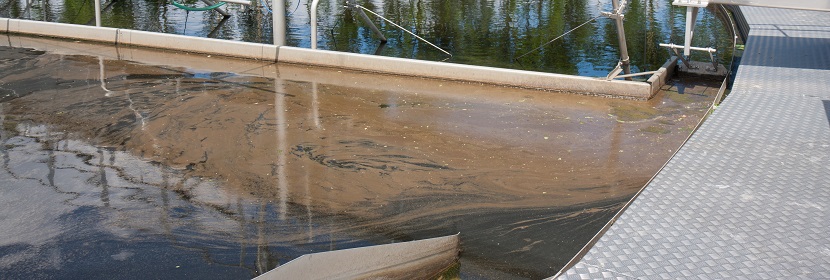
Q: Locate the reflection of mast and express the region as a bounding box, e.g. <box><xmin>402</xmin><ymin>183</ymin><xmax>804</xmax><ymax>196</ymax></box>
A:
<box><xmin>607</xmin><ymin>121</ymin><xmax>622</xmax><ymax>197</ymax></box>
<box><xmin>304</xmin><ymin>154</ymin><xmax>313</xmax><ymax>242</ymax></box>
<box><xmin>159</xmin><ymin>175</ymin><xmax>176</xmax><ymax>243</ymax></box>
<box><xmin>97</xmin><ymin>146</ymin><xmax>111</xmax><ymax>207</ymax></box>
<box><xmin>306</xmin><ymin>82</ymin><xmax>320</xmax><ymax>242</ymax></box>
<box><xmin>46</xmin><ymin>128</ymin><xmax>57</xmax><ymax>189</ymax></box>
<box><xmin>275</xmin><ymin>81</ymin><xmax>288</xmax><ymax>220</ymax></box>
<box><xmin>256</xmin><ymin>199</ymin><xmax>268</xmax><ymax>274</ymax></box>
<box><xmin>0</xmin><ymin>104</ymin><xmax>8</xmax><ymax>173</ymax></box>
<box><xmin>99</xmin><ymin>56</ymin><xmax>146</xmax><ymax>130</ymax></box>
<box><xmin>40</xmin><ymin>0</ymin><xmax>48</xmax><ymax>21</ymax></box>
<box><xmin>22</xmin><ymin>0</ymin><xmax>34</xmax><ymax>19</ymax></box>
<box><xmin>237</xmin><ymin>197</ymin><xmax>247</xmax><ymax>267</ymax></box>
<box><xmin>311</xmin><ymin>82</ymin><xmax>322</xmax><ymax>130</ymax></box>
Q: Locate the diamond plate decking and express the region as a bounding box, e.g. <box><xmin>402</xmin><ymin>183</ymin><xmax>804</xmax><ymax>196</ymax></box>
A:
<box><xmin>555</xmin><ymin>6</ymin><xmax>830</xmax><ymax>279</ymax></box>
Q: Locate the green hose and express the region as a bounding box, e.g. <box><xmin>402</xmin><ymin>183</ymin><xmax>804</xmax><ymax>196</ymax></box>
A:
<box><xmin>171</xmin><ymin>0</ymin><xmax>227</xmax><ymax>11</ymax></box>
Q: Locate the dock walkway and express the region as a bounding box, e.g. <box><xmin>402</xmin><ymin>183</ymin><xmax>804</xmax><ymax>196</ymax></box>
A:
<box><xmin>556</xmin><ymin>6</ymin><xmax>830</xmax><ymax>279</ymax></box>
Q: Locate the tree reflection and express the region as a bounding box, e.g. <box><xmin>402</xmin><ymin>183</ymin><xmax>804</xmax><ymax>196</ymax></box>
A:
<box><xmin>0</xmin><ymin>0</ymin><xmax>732</xmax><ymax>75</ymax></box>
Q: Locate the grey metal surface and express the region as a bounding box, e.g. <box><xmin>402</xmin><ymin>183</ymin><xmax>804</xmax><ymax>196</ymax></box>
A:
<box><xmin>708</xmin><ymin>0</ymin><xmax>830</xmax><ymax>12</ymax></box>
<box><xmin>557</xmin><ymin>6</ymin><xmax>830</xmax><ymax>279</ymax></box>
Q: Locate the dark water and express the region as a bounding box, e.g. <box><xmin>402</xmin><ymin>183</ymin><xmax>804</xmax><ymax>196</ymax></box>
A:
<box><xmin>0</xmin><ymin>124</ymin><xmax>391</xmax><ymax>280</ymax></box>
<box><xmin>0</xmin><ymin>0</ymin><xmax>732</xmax><ymax>76</ymax></box>
<box><xmin>0</xmin><ymin>38</ymin><xmax>723</xmax><ymax>279</ymax></box>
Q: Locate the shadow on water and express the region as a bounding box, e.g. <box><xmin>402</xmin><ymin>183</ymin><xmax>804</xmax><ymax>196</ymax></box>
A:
<box><xmin>0</xmin><ymin>37</ymin><xmax>724</xmax><ymax>279</ymax></box>
<box><xmin>0</xmin><ymin>0</ymin><xmax>733</xmax><ymax>76</ymax></box>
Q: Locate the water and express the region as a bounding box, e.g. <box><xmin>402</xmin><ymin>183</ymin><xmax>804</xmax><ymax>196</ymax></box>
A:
<box><xmin>0</xmin><ymin>0</ymin><xmax>733</xmax><ymax>76</ymax></box>
<box><xmin>0</xmin><ymin>36</ymin><xmax>723</xmax><ymax>278</ymax></box>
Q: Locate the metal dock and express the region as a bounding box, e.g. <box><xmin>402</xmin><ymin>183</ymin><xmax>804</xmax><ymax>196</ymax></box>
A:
<box><xmin>556</xmin><ymin>6</ymin><xmax>830</xmax><ymax>279</ymax></box>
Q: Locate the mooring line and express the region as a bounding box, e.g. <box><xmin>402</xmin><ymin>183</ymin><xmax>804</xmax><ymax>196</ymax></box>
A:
<box><xmin>515</xmin><ymin>15</ymin><xmax>602</xmax><ymax>60</ymax></box>
<box><xmin>355</xmin><ymin>4</ymin><xmax>452</xmax><ymax>57</ymax></box>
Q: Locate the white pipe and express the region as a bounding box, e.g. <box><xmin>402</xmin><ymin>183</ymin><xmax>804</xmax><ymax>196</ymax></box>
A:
<box><xmin>613</xmin><ymin>70</ymin><xmax>660</xmax><ymax>79</ymax></box>
<box><xmin>310</xmin><ymin>0</ymin><xmax>320</xmax><ymax>49</ymax></box>
<box><xmin>94</xmin><ymin>0</ymin><xmax>101</xmax><ymax>27</ymax></box>
<box><xmin>272</xmin><ymin>0</ymin><xmax>286</xmax><ymax>45</ymax></box>
<box><xmin>659</xmin><ymin>43</ymin><xmax>716</xmax><ymax>53</ymax></box>
<box><xmin>222</xmin><ymin>0</ymin><xmax>250</xmax><ymax>5</ymax></box>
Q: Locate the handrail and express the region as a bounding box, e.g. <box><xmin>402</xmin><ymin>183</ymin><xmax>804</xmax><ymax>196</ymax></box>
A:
<box><xmin>310</xmin><ymin>0</ymin><xmax>320</xmax><ymax>49</ymax></box>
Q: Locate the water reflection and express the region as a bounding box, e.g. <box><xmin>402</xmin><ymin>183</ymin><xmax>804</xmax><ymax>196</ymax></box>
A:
<box><xmin>0</xmin><ymin>0</ymin><xmax>733</xmax><ymax>76</ymax></box>
<box><xmin>0</xmin><ymin>43</ymin><xmax>721</xmax><ymax>278</ymax></box>
<box><xmin>275</xmin><ymin>81</ymin><xmax>288</xmax><ymax>220</ymax></box>
<box><xmin>0</xmin><ymin>122</ymin><xmax>399</xmax><ymax>279</ymax></box>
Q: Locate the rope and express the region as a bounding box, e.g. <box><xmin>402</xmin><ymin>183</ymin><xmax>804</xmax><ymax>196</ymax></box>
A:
<box><xmin>355</xmin><ymin>4</ymin><xmax>452</xmax><ymax>57</ymax></box>
<box><xmin>515</xmin><ymin>15</ymin><xmax>602</xmax><ymax>60</ymax></box>
<box><xmin>172</xmin><ymin>0</ymin><xmax>227</xmax><ymax>11</ymax></box>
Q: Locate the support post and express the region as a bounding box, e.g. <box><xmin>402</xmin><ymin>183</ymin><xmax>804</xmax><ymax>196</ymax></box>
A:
<box><xmin>273</xmin><ymin>0</ymin><xmax>286</xmax><ymax>45</ymax></box>
<box><xmin>94</xmin><ymin>0</ymin><xmax>102</xmax><ymax>26</ymax></box>
<box><xmin>310</xmin><ymin>0</ymin><xmax>320</xmax><ymax>48</ymax></box>
<box><xmin>672</xmin><ymin>1</ymin><xmax>708</xmax><ymax>57</ymax></box>
<box><xmin>611</xmin><ymin>0</ymin><xmax>631</xmax><ymax>79</ymax></box>
<box><xmin>202</xmin><ymin>0</ymin><xmax>230</xmax><ymax>17</ymax></box>
<box><xmin>684</xmin><ymin>6</ymin><xmax>698</xmax><ymax>57</ymax></box>
<box><xmin>348</xmin><ymin>0</ymin><xmax>388</xmax><ymax>43</ymax></box>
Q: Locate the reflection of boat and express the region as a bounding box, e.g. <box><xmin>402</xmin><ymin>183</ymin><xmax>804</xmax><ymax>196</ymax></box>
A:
<box><xmin>255</xmin><ymin>234</ymin><xmax>460</xmax><ymax>280</ymax></box>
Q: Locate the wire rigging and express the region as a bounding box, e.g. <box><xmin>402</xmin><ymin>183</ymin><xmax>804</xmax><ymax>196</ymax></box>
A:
<box><xmin>515</xmin><ymin>15</ymin><xmax>603</xmax><ymax>60</ymax></box>
<box><xmin>354</xmin><ymin>4</ymin><xmax>451</xmax><ymax>57</ymax></box>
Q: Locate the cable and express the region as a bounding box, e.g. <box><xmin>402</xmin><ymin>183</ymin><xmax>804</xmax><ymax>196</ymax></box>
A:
<box><xmin>355</xmin><ymin>4</ymin><xmax>451</xmax><ymax>57</ymax></box>
<box><xmin>515</xmin><ymin>15</ymin><xmax>602</xmax><ymax>60</ymax></box>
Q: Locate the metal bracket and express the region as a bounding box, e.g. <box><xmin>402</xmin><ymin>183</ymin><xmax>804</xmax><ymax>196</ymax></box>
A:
<box><xmin>606</xmin><ymin>62</ymin><xmax>624</xmax><ymax>80</ymax></box>
<box><xmin>600</xmin><ymin>11</ymin><xmax>623</xmax><ymax>20</ymax></box>
<box><xmin>674</xmin><ymin>48</ymin><xmax>693</xmax><ymax>69</ymax></box>
<box><xmin>659</xmin><ymin>43</ymin><xmax>718</xmax><ymax>69</ymax></box>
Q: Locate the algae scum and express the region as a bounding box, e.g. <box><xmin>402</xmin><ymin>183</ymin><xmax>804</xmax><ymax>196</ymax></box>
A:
<box><xmin>0</xmin><ymin>39</ymin><xmax>722</xmax><ymax>278</ymax></box>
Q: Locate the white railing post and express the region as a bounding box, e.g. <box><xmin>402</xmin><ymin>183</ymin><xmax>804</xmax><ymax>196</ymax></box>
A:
<box><xmin>94</xmin><ymin>0</ymin><xmax>102</xmax><ymax>26</ymax></box>
<box><xmin>272</xmin><ymin>0</ymin><xmax>286</xmax><ymax>45</ymax></box>
<box><xmin>310</xmin><ymin>0</ymin><xmax>320</xmax><ymax>49</ymax></box>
